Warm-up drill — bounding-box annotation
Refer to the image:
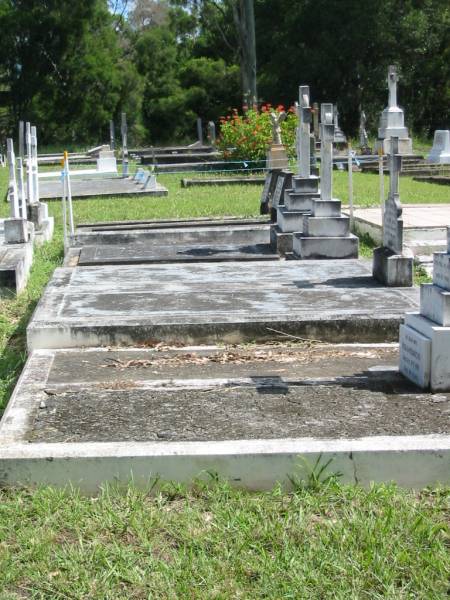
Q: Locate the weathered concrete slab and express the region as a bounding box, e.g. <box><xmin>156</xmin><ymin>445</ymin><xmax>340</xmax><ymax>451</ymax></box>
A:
<box><xmin>0</xmin><ymin>221</ymin><xmax>34</xmax><ymax>293</ymax></box>
<box><xmin>27</xmin><ymin>260</ymin><xmax>419</xmax><ymax>349</ymax></box>
<box><xmin>1</xmin><ymin>344</ymin><xmax>449</xmax><ymax>491</ymax></box>
<box><xmin>181</xmin><ymin>177</ymin><xmax>265</xmax><ymax>188</ymax></box>
<box><xmin>72</xmin><ymin>221</ymin><xmax>270</xmax><ymax>248</ymax></box>
<box><xmin>78</xmin><ymin>243</ymin><xmax>278</xmax><ymax>265</ymax></box>
<box><xmin>77</xmin><ymin>217</ymin><xmax>270</xmax><ymax>232</ymax></box>
<box><xmin>29</xmin><ymin>177</ymin><xmax>168</xmax><ymax>201</ymax></box>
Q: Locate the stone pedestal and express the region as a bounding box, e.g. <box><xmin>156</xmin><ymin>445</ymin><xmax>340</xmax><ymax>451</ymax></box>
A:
<box><xmin>28</xmin><ymin>201</ymin><xmax>48</xmax><ymax>229</ymax></box>
<box><xmin>400</xmin><ymin>234</ymin><xmax>450</xmax><ymax>390</ymax></box>
<box><xmin>376</xmin><ymin>137</ymin><xmax>413</xmax><ymax>156</ymax></box>
<box><xmin>266</xmin><ymin>145</ymin><xmax>289</xmax><ymax>170</ymax></box>
<box><xmin>294</xmin><ymin>198</ymin><xmax>358</xmax><ymax>259</ymax></box>
<box><xmin>372</xmin><ymin>246</ymin><xmax>413</xmax><ymax>287</ymax></box>
<box><xmin>97</xmin><ymin>150</ymin><xmax>117</xmax><ymax>173</ymax></box>
<box><xmin>272</xmin><ymin>175</ymin><xmax>319</xmax><ymax>255</ymax></box>
<box><xmin>4</xmin><ymin>218</ymin><xmax>29</xmax><ymax>244</ymax></box>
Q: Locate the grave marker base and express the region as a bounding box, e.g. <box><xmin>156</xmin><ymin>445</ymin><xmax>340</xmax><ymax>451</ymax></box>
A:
<box><xmin>372</xmin><ymin>246</ymin><xmax>413</xmax><ymax>287</ymax></box>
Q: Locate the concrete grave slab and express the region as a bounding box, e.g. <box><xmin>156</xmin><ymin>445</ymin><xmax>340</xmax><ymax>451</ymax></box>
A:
<box><xmin>30</xmin><ymin>176</ymin><xmax>168</xmax><ymax>201</ymax></box>
<box><xmin>27</xmin><ymin>259</ymin><xmax>419</xmax><ymax>350</ymax></box>
<box><xmin>1</xmin><ymin>343</ymin><xmax>449</xmax><ymax>491</ymax></box>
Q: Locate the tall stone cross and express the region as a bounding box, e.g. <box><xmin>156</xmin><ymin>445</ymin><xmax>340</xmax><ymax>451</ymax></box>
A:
<box><xmin>121</xmin><ymin>112</ymin><xmax>128</xmax><ymax>177</ymax></box>
<box><xmin>320</xmin><ymin>103</ymin><xmax>335</xmax><ymax>202</ymax></box>
<box><xmin>7</xmin><ymin>138</ymin><xmax>19</xmax><ymax>218</ymax></box>
<box><xmin>298</xmin><ymin>85</ymin><xmax>312</xmax><ymax>178</ymax></box>
<box><xmin>388</xmin><ymin>65</ymin><xmax>399</xmax><ymax>109</ymax></box>
<box><xmin>25</xmin><ymin>122</ymin><xmax>34</xmax><ymax>206</ymax></box>
<box><xmin>383</xmin><ymin>136</ymin><xmax>403</xmax><ymax>254</ymax></box>
<box><xmin>30</xmin><ymin>126</ymin><xmax>39</xmax><ymax>204</ymax></box>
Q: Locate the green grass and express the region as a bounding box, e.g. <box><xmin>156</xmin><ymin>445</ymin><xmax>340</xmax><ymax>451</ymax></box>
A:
<box><xmin>0</xmin><ymin>479</ymin><xmax>448</xmax><ymax>599</ymax></box>
<box><xmin>0</xmin><ymin>162</ymin><xmax>449</xmax><ymax>597</ymax></box>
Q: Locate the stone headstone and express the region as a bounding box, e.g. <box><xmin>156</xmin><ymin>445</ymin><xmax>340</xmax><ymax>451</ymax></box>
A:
<box><xmin>260</xmin><ymin>170</ymin><xmax>281</xmax><ymax>215</ymax></box>
<box><xmin>30</xmin><ymin>126</ymin><xmax>39</xmax><ymax>204</ymax></box>
<box><xmin>333</xmin><ymin>107</ymin><xmax>347</xmax><ymax>144</ymax></box>
<box><xmin>267</xmin><ymin>111</ymin><xmax>289</xmax><ymax>170</ymax></box>
<box><xmin>25</xmin><ymin>122</ymin><xmax>34</xmax><ymax>207</ymax></box>
<box><xmin>312</xmin><ymin>102</ymin><xmax>320</xmax><ymax>141</ymax></box>
<box><xmin>427</xmin><ymin>130</ymin><xmax>450</xmax><ymax>164</ymax></box>
<box><xmin>207</xmin><ymin>121</ymin><xmax>216</xmax><ymax>145</ymax></box>
<box><xmin>196</xmin><ymin>118</ymin><xmax>203</xmax><ymax>145</ymax></box>
<box><xmin>298</xmin><ymin>86</ymin><xmax>312</xmax><ymax>178</ymax></box>
<box><xmin>18</xmin><ymin>121</ymin><xmax>24</xmax><ymax>159</ymax></box>
<box><xmin>110</xmin><ymin>120</ymin><xmax>115</xmax><ymax>150</ymax></box>
<box><xmin>359</xmin><ymin>110</ymin><xmax>371</xmax><ymax>154</ymax></box>
<box><xmin>121</xmin><ymin>112</ymin><xmax>129</xmax><ymax>177</ymax></box>
<box><xmin>400</xmin><ymin>227</ymin><xmax>450</xmax><ymax>390</ymax></box>
<box><xmin>97</xmin><ymin>149</ymin><xmax>117</xmax><ymax>173</ymax></box>
<box><xmin>292</xmin><ymin>103</ymin><xmax>358</xmax><ymax>260</ymax></box>
<box><xmin>5</xmin><ymin>138</ymin><xmax>28</xmax><ymax>244</ymax></box>
<box><xmin>372</xmin><ymin>136</ymin><xmax>413</xmax><ymax>286</ymax></box>
<box><xmin>376</xmin><ymin>65</ymin><xmax>412</xmax><ymax>155</ymax></box>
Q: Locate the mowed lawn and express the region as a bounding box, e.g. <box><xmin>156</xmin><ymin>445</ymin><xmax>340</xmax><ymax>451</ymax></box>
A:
<box><xmin>0</xmin><ymin>164</ymin><xmax>448</xmax><ymax>598</ymax></box>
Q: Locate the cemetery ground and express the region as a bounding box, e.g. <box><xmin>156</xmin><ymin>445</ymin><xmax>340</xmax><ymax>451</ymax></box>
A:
<box><xmin>0</xmin><ymin>165</ymin><xmax>448</xmax><ymax>596</ymax></box>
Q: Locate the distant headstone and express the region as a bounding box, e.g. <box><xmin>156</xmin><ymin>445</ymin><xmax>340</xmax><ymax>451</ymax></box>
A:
<box><xmin>4</xmin><ymin>138</ymin><xmax>28</xmax><ymax>244</ymax></box>
<box><xmin>97</xmin><ymin>149</ymin><xmax>117</xmax><ymax>174</ymax></box>
<box><xmin>259</xmin><ymin>170</ymin><xmax>280</xmax><ymax>215</ymax></box>
<box><xmin>110</xmin><ymin>120</ymin><xmax>115</xmax><ymax>150</ymax></box>
<box><xmin>399</xmin><ymin>226</ymin><xmax>450</xmax><ymax>390</ymax></box>
<box><xmin>18</xmin><ymin>121</ymin><xmax>24</xmax><ymax>159</ymax></box>
<box><xmin>121</xmin><ymin>112</ymin><xmax>129</xmax><ymax>177</ymax></box>
<box><xmin>266</xmin><ymin>111</ymin><xmax>289</xmax><ymax>170</ymax></box>
<box><xmin>372</xmin><ymin>136</ymin><xmax>413</xmax><ymax>286</ymax></box>
<box><xmin>376</xmin><ymin>65</ymin><xmax>412</xmax><ymax>155</ymax></box>
<box><xmin>312</xmin><ymin>102</ymin><xmax>320</xmax><ymax>141</ymax></box>
<box><xmin>333</xmin><ymin>107</ymin><xmax>347</xmax><ymax>144</ymax></box>
<box><xmin>427</xmin><ymin>130</ymin><xmax>450</xmax><ymax>164</ymax></box>
<box><xmin>359</xmin><ymin>110</ymin><xmax>371</xmax><ymax>154</ymax></box>
<box><xmin>207</xmin><ymin>121</ymin><xmax>216</xmax><ymax>145</ymax></box>
<box><xmin>197</xmin><ymin>118</ymin><xmax>203</xmax><ymax>145</ymax></box>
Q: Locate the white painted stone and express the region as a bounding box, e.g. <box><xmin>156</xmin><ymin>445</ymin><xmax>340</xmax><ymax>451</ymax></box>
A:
<box><xmin>420</xmin><ymin>283</ymin><xmax>450</xmax><ymax>326</ymax></box>
<box><xmin>277</xmin><ymin>207</ymin><xmax>305</xmax><ymax>233</ymax></box>
<box><xmin>304</xmin><ymin>216</ymin><xmax>350</xmax><ymax>238</ymax></box>
<box><xmin>312</xmin><ymin>199</ymin><xmax>341</xmax><ymax>217</ymax></box>
<box><xmin>292</xmin><ymin>175</ymin><xmax>319</xmax><ymax>194</ymax></box>
<box><xmin>427</xmin><ymin>130</ymin><xmax>450</xmax><ymax>164</ymax></box>
<box><xmin>404</xmin><ymin>312</ymin><xmax>450</xmax><ymax>391</ymax></box>
<box><xmin>399</xmin><ymin>324</ymin><xmax>431</xmax><ymax>388</ymax></box>
<box><xmin>432</xmin><ymin>252</ymin><xmax>450</xmax><ymax>291</ymax></box>
<box><xmin>284</xmin><ymin>192</ymin><xmax>317</xmax><ymax>212</ymax></box>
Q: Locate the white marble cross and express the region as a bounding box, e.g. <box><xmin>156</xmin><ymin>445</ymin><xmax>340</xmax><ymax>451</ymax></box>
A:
<box><xmin>388</xmin><ymin>65</ymin><xmax>399</xmax><ymax>109</ymax></box>
<box><xmin>31</xmin><ymin>126</ymin><xmax>39</xmax><ymax>204</ymax></box>
<box><xmin>298</xmin><ymin>85</ymin><xmax>312</xmax><ymax>178</ymax></box>
<box><xmin>25</xmin><ymin>122</ymin><xmax>34</xmax><ymax>206</ymax></box>
<box><xmin>320</xmin><ymin>103</ymin><xmax>335</xmax><ymax>202</ymax></box>
<box><xmin>7</xmin><ymin>138</ymin><xmax>19</xmax><ymax>218</ymax></box>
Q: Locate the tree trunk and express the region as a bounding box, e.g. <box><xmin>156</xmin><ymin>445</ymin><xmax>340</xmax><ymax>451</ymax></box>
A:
<box><xmin>232</xmin><ymin>0</ymin><xmax>257</xmax><ymax>108</ymax></box>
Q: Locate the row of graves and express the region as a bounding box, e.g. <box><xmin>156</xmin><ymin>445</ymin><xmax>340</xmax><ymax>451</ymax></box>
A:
<box><xmin>33</xmin><ymin>114</ymin><xmax>167</xmax><ymax>201</ymax></box>
<box><xmin>1</xmin><ymin>125</ymin><xmax>54</xmax><ymax>293</ymax></box>
<box><xmin>0</xmin><ymin>85</ymin><xmax>449</xmax><ymax>492</ymax></box>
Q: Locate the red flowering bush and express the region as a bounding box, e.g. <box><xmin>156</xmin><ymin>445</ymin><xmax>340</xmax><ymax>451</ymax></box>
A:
<box><xmin>217</xmin><ymin>104</ymin><xmax>297</xmax><ymax>162</ymax></box>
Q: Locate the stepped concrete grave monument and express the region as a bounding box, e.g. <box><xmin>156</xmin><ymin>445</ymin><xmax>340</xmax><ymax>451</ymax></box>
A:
<box><xmin>427</xmin><ymin>130</ymin><xmax>450</xmax><ymax>164</ymax></box>
<box><xmin>372</xmin><ymin>137</ymin><xmax>413</xmax><ymax>286</ymax></box>
<box><xmin>400</xmin><ymin>227</ymin><xmax>450</xmax><ymax>390</ymax></box>
<box><xmin>267</xmin><ymin>111</ymin><xmax>289</xmax><ymax>170</ymax></box>
<box><xmin>293</xmin><ymin>103</ymin><xmax>358</xmax><ymax>259</ymax></box>
<box><xmin>270</xmin><ymin>86</ymin><xmax>320</xmax><ymax>255</ymax></box>
<box><xmin>376</xmin><ymin>65</ymin><xmax>413</xmax><ymax>155</ymax></box>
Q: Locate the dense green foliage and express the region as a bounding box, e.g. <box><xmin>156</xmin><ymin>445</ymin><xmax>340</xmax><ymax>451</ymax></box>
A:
<box><xmin>0</xmin><ymin>0</ymin><xmax>448</xmax><ymax>145</ymax></box>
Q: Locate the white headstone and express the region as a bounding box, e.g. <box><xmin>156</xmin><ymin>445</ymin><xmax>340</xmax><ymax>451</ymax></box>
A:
<box><xmin>378</xmin><ymin>65</ymin><xmax>410</xmax><ymax>142</ymax></box>
<box><xmin>298</xmin><ymin>86</ymin><xmax>312</xmax><ymax>178</ymax></box>
<box><xmin>382</xmin><ymin>137</ymin><xmax>403</xmax><ymax>254</ymax></box>
<box><xmin>7</xmin><ymin>138</ymin><xmax>19</xmax><ymax>218</ymax></box>
<box><xmin>427</xmin><ymin>130</ymin><xmax>450</xmax><ymax>164</ymax></box>
<box><xmin>320</xmin><ymin>103</ymin><xmax>334</xmax><ymax>202</ymax></box>
<box><xmin>31</xmin><ymin>126</ymin><xmax>39</xmax><ymax>203</ymax></box>
<box><xmin>25</xmin><ymin>122</ymin><xmax>34</xmax><ymax>205</ymax></box>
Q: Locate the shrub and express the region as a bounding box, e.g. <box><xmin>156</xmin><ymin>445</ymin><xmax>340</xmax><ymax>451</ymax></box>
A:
<box><xmin>217</xmin><ymin>104</ymin><xmax>298</xmax><ymax>162</ymax></box>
